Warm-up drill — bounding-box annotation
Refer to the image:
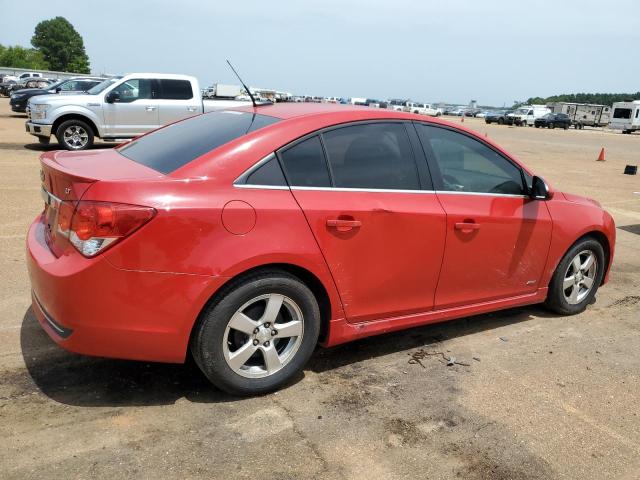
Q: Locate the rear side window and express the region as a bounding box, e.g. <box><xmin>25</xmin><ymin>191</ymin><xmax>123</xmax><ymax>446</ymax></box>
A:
<box><xmin>157</xmin><ymin>79</ymin><xmax>193</xmax><ymax>100</ymax></box>
<box><xmin>118</xmin><ymin>111</ymin><xmax>280</xmax><ymax>174</ymax></box>
<box><xmin>279</xmin><ymin>136</ymin><xmax>331</xmax><ymax>187</ymax></box>
<box><xmin>322</xmin><ymin>123</ymin><xmax>420</xmax><ymax>190</ymax></box>
<box><xmin>245</xmin><ymin>157</ymin><xmax>287</xmax><ymax>186</ymax></box>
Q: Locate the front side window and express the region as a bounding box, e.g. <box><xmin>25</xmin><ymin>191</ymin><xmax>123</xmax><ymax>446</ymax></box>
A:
<box><xmin>416</xmin><ymin>125</ymin><xmax>524</xmax><ymax>195</ymax></box>
<box><xmin>157</xmin><ymin>79</ymin><xmax>193</xmax><ymax>100</ymax></box>
<box><xmin>322</xmin><ymin>123</ymin><xmax>420</xmax><ymax>190</ymax></box>
<box><xmin>111</xmin><ymin>79</ymin><xmax>153</xmax><ymax>103</ymax></box>
<box><xmin>58</xmin><ymin>80</ymin><xmax>84</xmax><ymax>91</ymax></box>
<box><xmin>279</xmin><ymin>136</ymin><xmax>331</xmax><ymax>187</ymax></box>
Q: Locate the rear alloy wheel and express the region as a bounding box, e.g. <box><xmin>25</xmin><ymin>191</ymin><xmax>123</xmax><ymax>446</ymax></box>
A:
<box><xmin>56</xmin><ymin>119</ymin><xmax>94</xmax><ymax>151</ymax></box>
<box><xmin>545</xmin><ymin>238</ymin><xmax>605</xmax><ymax>315</ymax></box>
<box><xmin>191</xmin><ymin>271</ymin><xmax>320</xmax><ymax>395</ymax></box>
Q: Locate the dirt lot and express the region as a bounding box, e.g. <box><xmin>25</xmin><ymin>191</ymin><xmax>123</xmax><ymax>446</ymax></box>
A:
<box><xmin>1</xmin><ymin>99</ymin><xmax>639</xmax><ymax>479</ymax></box>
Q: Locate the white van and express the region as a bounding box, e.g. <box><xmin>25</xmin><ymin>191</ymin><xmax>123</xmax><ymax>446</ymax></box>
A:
<box><xmin>508</xmin><ymin>105</ymin><xmax>551</xmax><ymax>126</ymax></box>
<box><xmin>610</xmin><ymin>101</ymin><xmax>640</xmax><ymax>134</ymax></box>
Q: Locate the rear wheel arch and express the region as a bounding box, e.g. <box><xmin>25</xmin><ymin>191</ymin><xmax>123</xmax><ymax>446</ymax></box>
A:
<box><xmin>190</xmin><ymin>263</ymin><xmax>333</xmax><ymax>347</ymax></box>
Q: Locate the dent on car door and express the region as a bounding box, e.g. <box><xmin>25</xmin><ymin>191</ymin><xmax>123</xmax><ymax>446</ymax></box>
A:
<box><xmin>280</xmin><ymin>122</ymin><xmax>447</xmax><ymax>323</ymax></box>
<box><xmin>414</xmin><ymin>123</ymin><xmax>552</xmax><ymax>309</ymax></box>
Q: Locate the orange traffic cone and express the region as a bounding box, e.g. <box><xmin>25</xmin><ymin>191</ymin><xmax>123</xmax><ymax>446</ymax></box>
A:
<box><xmin>597</xmin><ymin>147</ymin><xmax>605</xmax><ymax>162</ymax></box>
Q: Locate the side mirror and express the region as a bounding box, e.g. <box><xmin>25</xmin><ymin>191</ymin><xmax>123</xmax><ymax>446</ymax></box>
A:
<box><xmin>530</xmin><ymin>175</ymin><xmax>552</xmax><ymax>200</ymax></box>
<box><xmin>105</xmin><ymin>91</ymin><xmax>119</xmax><ymax>103</ymax></box>
<box><xmin>54</xmin><ymin>87</ymin><xmax>61</xmax><ymax>93</ymax></box>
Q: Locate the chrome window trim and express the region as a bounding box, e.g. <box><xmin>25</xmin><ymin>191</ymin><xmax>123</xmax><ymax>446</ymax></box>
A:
<box><xmin>290</xmin><ymin>186</ymin><xmax>434</xmax><ymax>194</ymax></box>
<box><xmin>434</xmin><ymin>190</ymin><xmax>528</xmax><ymax>198</ymax></box>
<box><xmin>234</xmin><ymin>184</ymin><xmax>289</xmax><ymax>190</ymax></box>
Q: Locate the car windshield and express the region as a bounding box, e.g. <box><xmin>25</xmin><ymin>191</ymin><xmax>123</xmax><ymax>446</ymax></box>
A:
<box><xmin>45</xmin><ymin>80</ymin><xmax>66</xmax><ymax>90</ymax></box>
<box><xmin>118</xmin><ymin>110</ymin><xmax>281</xmax><ymax>174</ymax></box>
<box><xmin>87</xmin><ymin>78</ymin><xmax>118</xmax><ymax>95</ymax></box>
<box><xmin>542</xmin><ymin>113</ymin><xmax>552</xmax><ymax>119</ymax></box>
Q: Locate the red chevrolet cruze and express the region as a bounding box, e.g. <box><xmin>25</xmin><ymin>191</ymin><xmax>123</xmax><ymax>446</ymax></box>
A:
<box><xmin>27</xmin><ymin>103</ymin><xmax>615</xmax><ymax>395</ymax></box>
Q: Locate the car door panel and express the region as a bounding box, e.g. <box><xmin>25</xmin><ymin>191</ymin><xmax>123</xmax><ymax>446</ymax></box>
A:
<box><xmin>103</xmin><ymin>78</ymin><xmax>159</xmax><ymax>137</ymax></box>
<box><xmin>415</xmin><ymin>123</ymin><xmax>553</xmax><ymax>309</ymax></box>
<box><xmin>290</xmin><ymin>188</ymin><xmax>447</xmax><ymax>322</ymax></box>
<box><xmin>434</xmin><ymin>193</ymin><xmax>552</xmax><ymax>308</ymax></box>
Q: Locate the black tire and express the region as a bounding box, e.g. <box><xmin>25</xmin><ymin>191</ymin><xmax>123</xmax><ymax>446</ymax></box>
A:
<box><xmin>544</xmin><ymin>237</ymin><xmax>605</xmax><ymax>315</ymax></box>
<box><xmin>498</xmin><ymin>118</ymin><xmax>504</xmax><ymax>125</ymax></box>
<box><xmin>55</xmin><ymin>119</ymin><xmax>94</xmax><ymax>151</ymax></box>
<box><xmin>563</xmin><ymin>124</ymin><xmax>569</xmax><ymax>130</ymax></box>
<box><xmin>550</xmin><ymin>123</ymin><xmax>556</xmax><ymax>129</ymax></box>
<box><xmin>535</xmin><ymin>124</ymin><xmax>539</xmax><ymax>128</ymax></box>
<box><xmin>485</xmin><ymin>119</ymin><xmax>491</xmax><ymax>124</ymax></box>
<box><xmin>190</xmin><ymin>270</ymin><xmax>321</xmax><ymax>396</ymax></box>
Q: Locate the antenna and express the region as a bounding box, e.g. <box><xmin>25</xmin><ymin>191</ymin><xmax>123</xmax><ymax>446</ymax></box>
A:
<box><xmin>226</xmin><ymin>60</ymin><xmax>257</xmax><ymax>108</ymax></box>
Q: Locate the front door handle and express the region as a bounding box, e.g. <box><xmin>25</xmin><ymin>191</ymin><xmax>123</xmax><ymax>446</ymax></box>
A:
<box><xmin>145</xmin><ymin>106</ymin><xmax>156</xmax><ymax>111</ymax></box>
<box><xmin>454</xmin><ymin>222</ymin><xmax>481</xmax><ymax>231</ymax></box>
<box><xmin>326</xmin><ymin>218</ymin><xmax>362</xmax><ymax>231</ymax></box>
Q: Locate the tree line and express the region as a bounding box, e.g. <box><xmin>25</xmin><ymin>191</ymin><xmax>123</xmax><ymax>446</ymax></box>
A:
<box><xmin>0</xmin><ymin>17</ymin><xmax>90</xmax><ymax>74</ymax></box>
<box><xmin>525</xmin><ymin>92</ymin><xmax>640</xmax><ymax>106</ymax></box>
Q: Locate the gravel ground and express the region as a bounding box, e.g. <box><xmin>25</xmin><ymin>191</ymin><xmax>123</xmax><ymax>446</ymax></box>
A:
<box><xmin>1</xmin><ymin>100</ymin><xmax>639</xmax><ymax>479</ymax></box>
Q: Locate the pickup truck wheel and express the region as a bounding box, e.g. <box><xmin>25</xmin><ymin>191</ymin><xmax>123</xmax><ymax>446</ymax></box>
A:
<box><xmin>56</xmin><ymin>120</ymin><xmax>94</xmax><ymax>151</ymax></box>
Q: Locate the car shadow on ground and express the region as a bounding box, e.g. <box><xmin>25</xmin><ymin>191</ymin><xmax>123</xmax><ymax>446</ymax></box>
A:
<box><xmin>23</xmin><ymin>143</ymin><xmax>114</xmax><ymax>152</ymax></box>
<box><xmin>20</xmin><ymin>304</ymin><xmax>558</xmax><ymax>407</ymax></box>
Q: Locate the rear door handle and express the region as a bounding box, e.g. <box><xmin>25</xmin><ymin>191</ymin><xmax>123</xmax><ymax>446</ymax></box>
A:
<box><xmin>326</xmin><ymin>219</ymin><xmax>362</xmax><ymax>231</ymax></box>
<box><xmin>454</xmin><ymin>222</ymin><xmax>481</xmax><ymax>231</ymax></box>
<box><xmin>145</xmin><ymin>106</ymin><xmax>156</xmax><ymax>111</ymax></box>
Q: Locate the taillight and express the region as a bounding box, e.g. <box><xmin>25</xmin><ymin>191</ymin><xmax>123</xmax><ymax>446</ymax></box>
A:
<box><xmin>60</xmin><ymin>201</ymin><xmax>155</xmax><ymax>257</ymax></box>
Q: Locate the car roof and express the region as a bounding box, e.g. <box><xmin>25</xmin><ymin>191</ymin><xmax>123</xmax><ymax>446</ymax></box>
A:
<box><xmin>233</xmin><ymin>102</ymin><xmax>419</xmax><ymax>121</ymax></box>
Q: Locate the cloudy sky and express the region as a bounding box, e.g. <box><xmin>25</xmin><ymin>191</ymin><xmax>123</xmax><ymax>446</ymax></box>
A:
<box><xmin>2</xmin><ymin>0</ymin><xmax>638</xmax><ymax>106</ymax></box>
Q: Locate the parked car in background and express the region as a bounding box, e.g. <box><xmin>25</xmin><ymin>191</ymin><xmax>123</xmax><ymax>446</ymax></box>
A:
<box><xmin>508</xmin><ymin>105</ymin><xmax>551</xmax><ymax>126</ymax></box>
<box><xmin>388</xmin><ymin>99</ymin><xmax>408</xmax><ymax>111</ymax></box>
<box><xmin>18</xmin><ymin>72</ymin><xmax>42</xmax><ymax>80</ymax></box>
<box><xmin>27</xmin><ymin>103</ymin><xmax>615</xmax><ymax>395</ymax></box>
<box><xmin>609</xmin><ymin>100</ymin><xmax>640</xmax><ymax>134</ymax></box>
<box><xmin>404</xmin><ymin>102</ymin><xmax>439</xmax><ymax>116</ymax></box>
<box><xmin>534</xmin><ymin>113</ymin><xmax>571</xmax><ymax>129</ymax></box>
<box><xmin>484</xmin><ymin>110</ymin><xmax>513</xmax><ymax>125</ymax></box>
<box><xmin>25</xmin><ymin>73</ymin><xmax>252</xmax><ymax>150</ymax></box>
<box><xmin>0</xmin><ymin>79</ymin><xmax>18</xmax><ymax>97</ymax></box>
<box><xmin>10</xmin><ymin>77</ymin><xmax>104</xmax><ymax>113</ymax></box>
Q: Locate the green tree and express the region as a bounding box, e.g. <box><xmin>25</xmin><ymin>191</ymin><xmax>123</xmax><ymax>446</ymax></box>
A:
<box><xmin>31</xmin><ymin>17</ymin><xmax>90</xmax><ymax>73</ymax></box>
<box><xmin>0</xmin><ymin>44</ymin><xmax>49</xmax><ymax>70</ymax></box>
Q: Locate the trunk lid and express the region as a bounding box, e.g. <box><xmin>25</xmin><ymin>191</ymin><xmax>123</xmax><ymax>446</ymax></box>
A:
<box><xmin>39</xmin><ymin>148</ymin><xmax>163</xmax><ymax>256</ymax></box>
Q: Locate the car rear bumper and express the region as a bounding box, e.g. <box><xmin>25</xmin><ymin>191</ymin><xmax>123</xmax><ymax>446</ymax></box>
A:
<box><xmin>26</xmin><ymin>214</ymin><xmax>228</xmax><ymax>363</ymax></box>
<box><xmin>26</xmin><ymin>121</ymin><xmax>52</xmax><ymax>137</ymax></box>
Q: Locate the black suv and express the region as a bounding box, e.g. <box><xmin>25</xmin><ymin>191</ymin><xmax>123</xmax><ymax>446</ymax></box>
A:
<box><xmin>534</xmin><ymin>113</ymin><xmax>571</xmax><ymax>129</ymax></box>
<box><xmin>9</xmin><ymin>77</ymin><xmax>103</xmax><ymax>113</ymax></box>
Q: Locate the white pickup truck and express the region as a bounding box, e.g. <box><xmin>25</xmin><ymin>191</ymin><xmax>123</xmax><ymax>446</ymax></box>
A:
<box><xmin>403</xmin><ymin>102</ymin><xmax>440</xmax><ymax>116</ymax></box>
<box><xmin>26</xmin><ymin>73</ymin><xmax>252</xmax><ymax>150</ymax></box>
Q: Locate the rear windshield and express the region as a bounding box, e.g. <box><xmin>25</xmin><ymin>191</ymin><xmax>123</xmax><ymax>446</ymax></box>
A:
<box><xmin>118</xmin><ymin>111</ymin><xmax>280</xmax><ymax>174</ymax></box>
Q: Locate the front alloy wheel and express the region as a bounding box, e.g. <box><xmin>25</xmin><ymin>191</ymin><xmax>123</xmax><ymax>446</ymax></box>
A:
<box><xmin>56</xmin><ymin>119</ymin><xmax>94</xmax><ymax>151</ymax></box>
<box><xmin>562</xmin><ymin>250</ymin><xmax>597</xmax><ymax>305</ymax></box>
<box><xmin>545</xmin><ymin>238</ymin><xmax>605</xmax><ymax>315</ymax></box>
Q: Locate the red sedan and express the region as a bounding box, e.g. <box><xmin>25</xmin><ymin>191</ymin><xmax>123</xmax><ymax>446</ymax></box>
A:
<box><xmin>27</xmin><ymin>103</ymin><xmax>615</xmax><ymax>395</ymax></box>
